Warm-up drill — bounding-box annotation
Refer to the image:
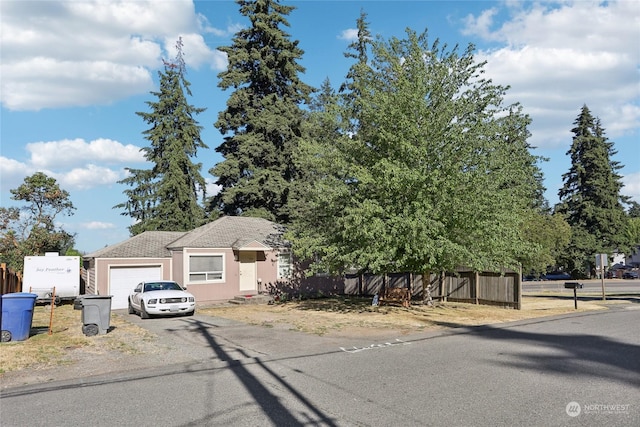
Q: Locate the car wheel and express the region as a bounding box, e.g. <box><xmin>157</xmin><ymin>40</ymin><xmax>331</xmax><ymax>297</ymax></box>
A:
<box><xmin>140</xmin><ymin>301</ymin><xmax>150</xmax><ymax>319</ymax></box>
<box><xmin>128</xmin><ymin>299</ymin><xmax>135</xmax><ymax>315</ymax></box>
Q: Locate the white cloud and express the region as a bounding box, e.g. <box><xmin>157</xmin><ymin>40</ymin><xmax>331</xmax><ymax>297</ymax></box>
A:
<box><xmin>56</xmin><ymin>165</ymin><xmax>124</xmax><ymax>190</ymax></box>
<box><xmin>2</xmin><ymin>59</ymin><xmax>154</xmax><ymax>111</ymax></box>
<box><xmin>338</xmin><ymin>29</ymin><xmax>359</xmax><ymax>41</ymax></box>
<box><xmin>27</xmin><ymin>138</ymin><xmax>144</xmax><ymax>169</ymax></box>
<box><xmin>205</xmin><ymin>177</ymin><xmax>221</xmax><ymax>198</ymax></box>
<box><xmin>198</xmin><ymin>14</ymin><xmax>243</xmax><ymax>37</ymax></box>
<box><xmin>0</xmin><ymin>156</ymin><xmax>29</xmax><ymax>176</ymax></box>
<box><xmin>0</xmin><ymin>157</ymin><xmax>34</xmax><ymax>195</ymax></box>
<box><xmin>79</xmin><ymin>221</ymin><xmax>117</xmax><ymax>230</ymax></box>
<box><xmin>463</xmin><ymin>1</ymin><xmax>640</xmax><ymax>148</ymax></box>
<box><xmin>1</xmin><ymin>138</ymin><xmax>147</xmax><ymax>194</ymax></box>
<box><xmin>462</xmin><ymin>8</ymin><xmax>499</xmax><ymax>40</ymax></box>
<box><xmin>0</xmin><ymin>0</ymin><xmax>224</xmax><ymax>111</ymax></box>
<box><xmin>163</xmin><ymin>33</ymin><xmax>228</xmax><ymax>71</ymax></box>
<box><xmin>622</xmin><ymin>172</ymin><xmax>640</xmax><ymax>203</ymax></box>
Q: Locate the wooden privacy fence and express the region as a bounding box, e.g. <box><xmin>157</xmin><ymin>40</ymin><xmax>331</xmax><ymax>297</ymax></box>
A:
<box><xmin>340</xmin><ymin>267</ymin><xmax>522</xmax><ymax>309</ymax></box>
<box><xmin>1</xmin><ymin>263</ymin><xmax>23</xmax><ymax>295</ymax></box>
<box><xmin>273</xmin><ymin>265</ymin><xmax>521</xmax><ymax>309</ymax></box>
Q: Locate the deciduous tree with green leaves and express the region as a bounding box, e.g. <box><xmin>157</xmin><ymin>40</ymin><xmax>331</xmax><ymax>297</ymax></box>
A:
<box><xmin>556</xmin><ymin>105</ymin><xmax>629</xmax><ymax>277</ymax></box>
<box><xmin>0</xmin><ymin>172</ymin><xmax>76</xmax><ymax>271</ymax></box>
<box><xmin>626</xmin><ymin>217</ymin><xmax>640</xmax><ymax>248</ymax></box>
<box><xmin>290</xmin><ymin>27</ymin><xmax>543</xmax><ymax>279</ymax></box>
<box><xmin>116</xmin><ymin>38</ymin><xmax>208</xmax><ymax>235</ymax></box>
<box><xmin>209</xmin><ymin>0</ymin><xmax>313</xmax><ymax>223</ymax></box>
<box><xmin>519</xmin><ymin>211</ymin><xmax>571</xmax><ymax>275</ymax></box>
<box><xmin>626</xmin><ymin>202</ymin><xmax>640</xmax><ymax>250</ymax></box>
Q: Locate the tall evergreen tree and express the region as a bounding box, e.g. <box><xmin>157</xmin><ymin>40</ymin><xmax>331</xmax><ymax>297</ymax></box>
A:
<box><xmin>339</xmin><ymin>10</ymin><xmax>372</xmax><ymax>136</ymax></box>
<box><xmin>116</xmin><ymin>38</ymin><xmax>207</xmax><ymax>235</ymax></box>
<box><xmin>209</xmin><ymin>0</ymin><xmax>313</xmax><ymax>223</ymax></box>
<box><xmin>556</xmin><ymin>105</ymin><xmax>629</xmax><ymax>276</ymax></box>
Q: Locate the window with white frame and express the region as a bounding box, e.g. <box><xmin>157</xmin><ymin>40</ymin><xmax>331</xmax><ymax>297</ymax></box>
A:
<box><xmin>189</xmin><ymin>254</ymin><xmax>224</xmax><ymax>282</ymax></box>
<box><xmin>277</xmin><ymin>251</ymin><xmax>291</xmax><ymax>280</ymax></box>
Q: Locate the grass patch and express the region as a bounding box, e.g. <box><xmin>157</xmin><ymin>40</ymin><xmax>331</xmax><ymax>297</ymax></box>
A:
<box><xmin>198</xmin><ymin>295</ymin><xmax>611</xmax><ymax>336</ymax></box>
<box><xmin>0</xmin><ymin>304</ymin><xmax>155</xmax><ymax>374</ymax></box>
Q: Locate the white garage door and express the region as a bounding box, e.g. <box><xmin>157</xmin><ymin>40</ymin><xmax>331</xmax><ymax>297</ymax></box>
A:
<box><xmin>109</xmin><ymin>266</ymin><xmax>162</xmax><ymax>310</ymax></box>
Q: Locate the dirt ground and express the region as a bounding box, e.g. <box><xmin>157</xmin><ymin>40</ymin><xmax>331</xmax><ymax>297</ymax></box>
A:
<box><xmin>197</xmin><ymin>295</ymin><xmax>615</xmax><ymax>337</ymax></box>
<box><xmin>0</xmin><ymin>294</ymin><xmax>628</xmax><ymax>390</ymax></box>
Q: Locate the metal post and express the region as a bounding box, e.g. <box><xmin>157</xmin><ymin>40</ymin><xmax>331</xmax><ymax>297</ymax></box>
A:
<box><xmin>600</xmin><ymin>265</ymin><xmax>606</xmax><ymax>301</ymax></box>
<box><xmin>573</xmin><ymin>287</ymin><xmax>578</xmax><ymax>310</ymax></box>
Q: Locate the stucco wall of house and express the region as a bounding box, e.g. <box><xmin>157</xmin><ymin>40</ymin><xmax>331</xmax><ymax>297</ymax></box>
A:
<box><xmin>178</xmin><ymin>247</ymin><xmax>283</xmax><ymax>304</ymax></box>
<box><xmin>257</xmin><ymin>248</ymin><xmax>280</xmax><ymax>290</ymax></box>
<box><xmin>86</xmin><ymin>247</ymin><xmax>285</xmax><ymax>306</ymax></box>
<box><xmin>181</xmin><ymin>248</ymin><xmax>241</xmax><ymax>303</ymax></box>
<box><xmin>171</xmin><ymin>250</ymin><xmax>184</xmax><ymax>284</ymax></box>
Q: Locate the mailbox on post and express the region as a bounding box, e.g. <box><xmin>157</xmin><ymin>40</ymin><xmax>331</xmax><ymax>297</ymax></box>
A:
<box><xmin>564</xmin><ymin>282</ymin><xmax>583</xmax><ymax>309</ymax></box>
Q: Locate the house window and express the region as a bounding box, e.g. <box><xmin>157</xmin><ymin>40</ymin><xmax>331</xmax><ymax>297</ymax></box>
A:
<box><xmin>277</xmin><ymin>251</ymin><xmax>291</xmax><ymax>280</ymax></box>
<box><xmin>189</xmin><ymin>255</ymin><xmax>223</xmax><ymax>282</ymax></box>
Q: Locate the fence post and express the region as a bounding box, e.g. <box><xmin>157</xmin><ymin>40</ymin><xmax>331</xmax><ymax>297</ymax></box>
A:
<box><xmin>474</xmin><ymin>271</ymin><xmax>480</xmax><ymax>305</ymax></box>
<box><xmin>516</xmin><ymin>265</ymin><xmax>522</xmax><ymax>310</ymax></box>
<box><xmin>1</xmin><ymin>263</ymin><xmax>23</xmax><ymax>294</ymax></box>
<box><xmin>1</xmin><ymin>263</ymin><xmax>5</xmax><ymax>294</ymax></box>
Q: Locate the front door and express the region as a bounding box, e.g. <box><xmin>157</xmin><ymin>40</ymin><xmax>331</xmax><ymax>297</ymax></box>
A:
<box><xmin>239</xmin><ymin>251</ymin><xmax>257</xmax><ymax>292</ymax></box>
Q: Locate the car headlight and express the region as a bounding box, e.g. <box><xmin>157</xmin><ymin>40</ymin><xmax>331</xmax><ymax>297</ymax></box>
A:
<box><xmin>189</xmin><ymin>297</ymin><xmax>195</xmax><ymax>302</ymax></box>
<box><xmin>148</xmin><ymin>299</ymin><xmax>157</xmax><ymax>304</ymax></box>
<box><xmin>181</xmin><ymin>297</ymin><xmax>187</xmax><ymax>303</ymax></box>
<box><xmin>160</xmin><ymin>298</ymin><xmax>166</xmax><ymax>304</ymax></box>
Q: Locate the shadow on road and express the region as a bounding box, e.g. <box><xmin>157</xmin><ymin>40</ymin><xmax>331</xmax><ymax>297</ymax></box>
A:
<box><xmin>3</xmin><ymin>316</ymin><xmax>340</xmax><ymax>426</ymax></box>
<box><xmin>174</xmin><ymin>318</ymin><xmax>339</xmax><ymax>426</ymax></box>
<box><xmin>432</xmin><ymin>311</ymin><xmax>640</xmax><ymax>388</ymax></box>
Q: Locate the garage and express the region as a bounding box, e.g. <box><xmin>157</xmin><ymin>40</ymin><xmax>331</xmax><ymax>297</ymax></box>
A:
<box><xmin>109</xmin><ymin>266</ymin><xmax>162</xmax><ymax>310</ymax></box>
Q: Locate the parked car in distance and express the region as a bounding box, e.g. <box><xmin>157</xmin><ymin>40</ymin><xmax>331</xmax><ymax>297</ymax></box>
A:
<box><xmin>622</xmin><ymin>271</ymin><xmax>640</xmax><ymax>280</ymax></box>
<box><xmin>129</xmin><ymin>280</ymin><xmax>195</xmax><ymax>319</ymax></box>
<box><xmin>543</xmin><ymin>272</ymin><xmax>572</xmax><ymax>281</ymax></box>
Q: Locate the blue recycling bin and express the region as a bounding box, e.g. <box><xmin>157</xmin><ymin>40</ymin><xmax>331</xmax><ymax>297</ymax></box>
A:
<box><xmin>1</xmin><ymin>292</ymin><xmax>38</xmax><ymax>342</ymax></box>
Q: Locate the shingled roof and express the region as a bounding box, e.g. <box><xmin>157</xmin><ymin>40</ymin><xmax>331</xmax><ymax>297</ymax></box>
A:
<box><xmin>84</xmin><ymin>231</ymin><xmax>186</xmax><ymax>259</ymax></box>
<box><xmin>168</xmin><ymin>216</ymin><xmax>284</xmax><ymax>249</ymax></box>
<box><xmin>84</xmin><ymin>217</ymin><xmax>286</xmax><ymax>259</ymax></box>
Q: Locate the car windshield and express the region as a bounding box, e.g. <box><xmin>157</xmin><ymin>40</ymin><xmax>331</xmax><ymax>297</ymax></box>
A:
<box><xmin>144</xmin><ymin>282</ymin><xmax>182</xmax><ymax>292</ymax></box>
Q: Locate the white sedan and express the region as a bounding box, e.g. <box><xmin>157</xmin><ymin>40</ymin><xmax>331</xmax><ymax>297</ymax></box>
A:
<box><xmin>128</xmin><ymin>281</ymin><xmax>196</xmax><ymax>318</ymax></box>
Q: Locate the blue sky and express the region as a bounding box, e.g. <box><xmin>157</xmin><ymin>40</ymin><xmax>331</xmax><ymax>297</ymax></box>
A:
<box><xmin>1</xmin><ymin>0</ymin><xmax>639</xmax><ymax>254</ymax></box>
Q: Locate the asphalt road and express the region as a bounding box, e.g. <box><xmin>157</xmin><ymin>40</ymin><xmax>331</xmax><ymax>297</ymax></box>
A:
<box><xmin>1</xmin><ymin>305</ymin><xmax>639</xmax><ymax>426</ymax></box>
<box><xmin>523</xmin><ymin>278</ymin><xmax>640</xmax><ymax>295</ymax></box>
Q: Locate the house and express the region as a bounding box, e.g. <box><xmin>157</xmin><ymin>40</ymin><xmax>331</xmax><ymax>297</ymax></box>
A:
<box><xmin>82</xmin><ymin>216</ymin><xmax>291</xmax><ymax>310</ymax></box>
<box><xmin>627</xmin><ymin>245</ymin><xmax>640</xmax><ymax>268</ymax></box>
